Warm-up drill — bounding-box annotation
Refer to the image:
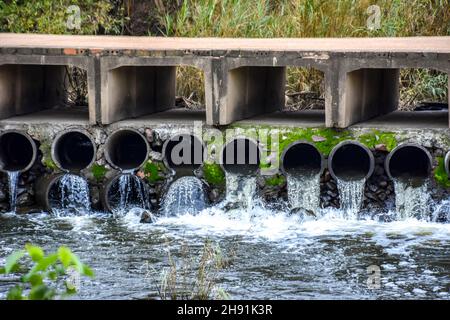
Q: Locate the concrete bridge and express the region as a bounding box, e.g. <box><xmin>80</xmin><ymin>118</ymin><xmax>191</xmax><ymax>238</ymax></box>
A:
<box><xmin>0</xmin><ymin>33</ymin><xmax>450</xmax><ymax>214</ymax></box>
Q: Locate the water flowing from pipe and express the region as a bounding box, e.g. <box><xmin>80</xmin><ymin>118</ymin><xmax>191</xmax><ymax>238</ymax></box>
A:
<box><xmin>393</xmin><ymin>179</ymin><xmax>430</xmax><ymax>220</ymax></box>
<box><xmin>7</xmin><ymin>171</ymin><xmax>19</xmax><ymax>212</ymax></box>
<box><xmin>54</xmin><ymin>174</ymin><xmax>91</xmax><ymax>217</ymax></box>
<box><xmin>336</xmin><ymin>178</ymin><xmax>366</xmax><ymax>219</ymax></box>
<box><xmin>115</xmin><ymin>173</ymin><xmax>150</xmax><ymax>216</ymax></box>
<box><xmin>286</xmin><ymin>173</ymin><xmax>320</xmax><ymax>212</ymax></box>
<box><xmin>161</xmin><ymin>176</ymin><xmax>206</xmax><ymax>216</ymax></box>
<box><xmin>222</xmin><ymin>173</ymin><xmax>258</xmax><ymax>210</ymax></box>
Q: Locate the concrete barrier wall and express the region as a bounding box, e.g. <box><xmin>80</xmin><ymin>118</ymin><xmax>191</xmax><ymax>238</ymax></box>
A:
<box><xmin>0</xmin><ymin>35</ymin><xmax>449</xmax><ymax>128</ymax></box>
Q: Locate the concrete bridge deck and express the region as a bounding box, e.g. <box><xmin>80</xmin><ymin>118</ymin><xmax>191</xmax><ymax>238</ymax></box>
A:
<box><xmin>0</xmin><ymin>33</ymin><xmax>449</xmax><ymax>128</ymax></box>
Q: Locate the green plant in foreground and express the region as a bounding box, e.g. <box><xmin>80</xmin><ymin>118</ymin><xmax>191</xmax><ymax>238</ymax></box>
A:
<box><xmin>0</xmin><ymin>244</ymin><xmax>94</xmax><ymax>300</ymax></box>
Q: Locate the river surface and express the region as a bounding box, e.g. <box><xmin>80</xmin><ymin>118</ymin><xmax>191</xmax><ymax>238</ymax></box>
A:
<box><xmin>0</xmin><ymin>203</ymin><xmax>449</xmax><ymax>300</ymax></box>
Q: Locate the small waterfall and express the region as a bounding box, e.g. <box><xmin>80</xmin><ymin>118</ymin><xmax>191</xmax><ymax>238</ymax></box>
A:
<box><xmin>7</xmin><ymin>171</ymin><xmax>19</xmax><ymax>212</ymax></box>
<box><xmin>286</xmin><ymin>173</ymin><xmax>320</xmax><ymax>212</ymax></box>
<box><xmin>336</xmin><ymin>178</ymin><xmax>366</xmax><ymax>219</ymax></box>
<box><xmin>115</xmin><ymin>173</ymin><xmax>150</xmax><ymax>215</ymax></box>
<box><xmin>161</xmin><ymin>176</ymin><xmax>206</xmax><ymax>216</ymax></box>
<box><xmin>54</xmin><ymin>174</ymin><xmax>91</xmax><ymax>216</ymax></box>
<box><xmin>222</xmin><ymin>173</ymin><xmax>257</xmax><ymax>210</ymax></box>
<box><xmin>393</xmin><ymin>179</ymin><xmax>430</xmax><ymax>220</ymax></box>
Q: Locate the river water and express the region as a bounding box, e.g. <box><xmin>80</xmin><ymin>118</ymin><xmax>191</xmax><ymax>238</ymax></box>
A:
<box><xmin>0</xmin><ymin>178</ymin><xmax>449</xmax><ymax>299</ymax></box>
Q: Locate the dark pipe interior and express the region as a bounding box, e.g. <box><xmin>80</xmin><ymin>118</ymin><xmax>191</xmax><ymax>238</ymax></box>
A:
<box><xmin>283</xmin><ymin>143</ymin><xmax>322</xmax><ymax>176</ymax></box>
<box><xmin>106</xmin><ymin>130</ymin><xmax>147</xmax><ymax>170</ymax></box>
<box><xmin>331</xmin><ymin>144</ymin><xmax>371</xmax><ymax>180</ymax></box>
<box><xmin>105</xmin><ymin>174</ymin><xmax>149</xmax><ymax>213</ymax></box>
<box><xmin>388</xmin><ymin>146</ymin><xmax>431</xmax><ymax>180</ymax></box>
<box><xmin>222</xmin><ymin>138</ymin><xmax>260</xmax><ymax>175</ymax></box>
<box><xmin>0</xmin><ymin>132</ymin><xmax>35</xmax><ymax>171</ymax></box>
<box><xmin>54</xmin><ymin>132</ymin><xmax>94</xmax><ymax>171</ymax></box>
<box><xmin>164</xmin><ymin>134</ymin><xmax>204</xmax><ymax>170</ymax></box>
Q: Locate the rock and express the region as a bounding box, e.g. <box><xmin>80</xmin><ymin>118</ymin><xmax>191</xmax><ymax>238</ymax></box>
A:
<box><xmin>136</xmin><ymin>171</ymin><xmax>145</xmax><ymax>179</ymax></box>
<box><xmin>326</xmin><ymin>181</ymin><xmax>336</xmax><ymax>190</ymax></box>
<box><xmin>0</xmin><ymin>189</ymin><xmax>6</xmax><ymax>202</ymax></box>
<box><xmin>16</xmin><ymin>192</ymin><xmax>33</xmax><ymax>206</ymax></box>
<box><xmin>375</xmin><ymin>144</ymin><xmax>387</xmax><ymax>152</ymax></box>
<box><xmin>208</xmin><ymin>188</ymin><xmax>221</xmax><ymax>202</ymax></box>
<box><xmin>322</xmin><ymin>171</ymin><xmax>331</xmax><ymax>183</ymax></box>
<box><xmin>149</xmin><ymin>151</ymin><xmax>163</xmax><ymax>161</ymax></box>
<box><xmin>327</xmin><ymin>190</ymin><xmax>338</xmax><ymax>198</ymax></box>
<box><xmin>368</xmin><ymin>184</ymin><xmax>378</xmax><ymax>192</ymax></box>
<box><xmin>145</xmin><ymin>128</ymin><xmax>153</xmax><ymax>143</ymax></box>
<box><xmin>374</xmin><ymin>166</ymin><xmax>384</xmax><ymax>176</ymax></box>
<box><xmin>140</xmin><ymin>211</ymin><xmax>156</xmax><ymax>223</ymax></box>
<box><xmin>379</xmin><ymin>180</ymin><xmax>388</xmax><ymax>187</ymax></box>
<box><xmin>378</xmin><ymin>193</ymin><xmax>386</xmax><ymax>201</ymax></box>
<box><xmin>312</xmin><ymin>135</ymin><xmax>326</xmax><ymax>142</ymax></box>
<box><xmin>366</xmin><ymin>192</ymin><xmax>378</xmax><ymax>201</ymax></box>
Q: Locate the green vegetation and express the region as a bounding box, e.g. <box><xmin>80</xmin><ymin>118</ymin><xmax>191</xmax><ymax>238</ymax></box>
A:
<box><xmin>434</xmin><ymin>157</ymin><xmax>450</xmax><ymax>188</ymax></box>
<box><xmin>357</xmin><ymin>130</ymin><xmax>398</xmax><ymax>152</ymax></box>
<box><xmin>39</xmin><ymin>141</ymin><xmax>58</xmax><ymax>171</ymax></box>
<box><xmin>91</xmin><ymin>164</ymin><xmax>107</xmax><ymax>181</ymax></box>
<box><xmin>142</xmin><ymin>161</ymin><xmax>164</xmax><ymax>183</ymax></box>
<box><xmin>265</xmin><ymin>174</ymin><xmax>286</xmax><ymax>187</ymax></box>
<box><xmin>0</xmin><ymin>244</ymin><xmax>94</xmax><ymax>300</ymax></box>
<box><xmin>203</xmin><ymin>163</ymin><xmax>225</xmax><ymax>185</ymax></box>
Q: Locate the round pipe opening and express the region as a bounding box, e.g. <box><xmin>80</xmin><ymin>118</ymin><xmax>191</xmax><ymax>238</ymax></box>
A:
<box><xmin>52</xmin><ymin>130</ymin><xmax>96</xmax><ymax>171</ymax></box>
<box><xmin>101</xmin><ymin>174</ymin><xmax>150</xmax><ymax>213</ymax></box>
<box><xmin>328</xmin><ymin>141</ymin><xmax>374</xmax><ymax>181</ymax></box>
<box><xmin>0</xmin><ymin>130</ymin><xmax>37</xmax><ymax>172</ymax></box>
<box><xmin>281</xmin><ymin>141</ymin><xmax>324</xmax><ymax>176</ymax></box>
<box><xmin>104</xmin><ymin>129</ymin><xmax>149</xmax><ymax>171</ymax></box>
<box><xmin>385</xmin><ymin>143</ymin><xmax>432</xmax><ymax>181</ymax></box>
<box><xmin>162</xmin><ymin>134</ymin><xmax>204</xmax><ymax>171</ymax></box>
<box><xmin>220</xmin><ymin>137</ymin><xmax>260</xmax><ymax>175</ymax></box>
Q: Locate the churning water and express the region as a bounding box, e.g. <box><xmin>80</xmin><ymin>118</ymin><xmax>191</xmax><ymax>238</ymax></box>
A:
<box><xmin>6</xmin><ymin>171</ymin><xmax>19</xmax><ymax>213</ymax></box>
<box><xmin>222</xmin><ymin>173</ymin><xmax>257</xmax><ymax>210</ymax></box>
<box><xmin>286</xmin><ymin>173</ymin><xmax>320</xmax><ymax>212</ymax></box>
<box><xmin>53</xmin><ymin>174</ymin><xmax>91</xmax><ymax>217</ymax></box>
<box><xmin>0</xmin><ymin>173</ymin><xmax>449</xmax><ymax>300</ymax></box>
<box><xmin>336</xmin><ymin>178</ymin><xmax>366</xmax><ymax>219</ymax></box>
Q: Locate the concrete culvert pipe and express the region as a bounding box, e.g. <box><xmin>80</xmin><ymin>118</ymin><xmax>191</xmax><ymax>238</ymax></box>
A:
<box><xmin>385</xmin><ymin>143</ymin><xmax>432</xmax><ymax>181</ymax></box>
<box><xmin>281</xmin><ymin>141</ymin><xmax>324</xmax><ymax>176</ymax></box>
<box><xmin>52</xmin><ymin>130</ymin><xmax>96</xmax><ymax>172</ymax></box>
<box><xmin>104</xmin><ymin>129</ymin><xmax>149</xmax><ymax>171</ymax></box>
<box><xmin>445</xmin><ymin>151</ymin><xmax>450</xmax><ymax>178</ymax></box>
<box><xmin>100</xmin><ymin>174</ymin><xmax>150</xmax><ymax>213</ymax></box>
<box><xmin>162</xmin><ymin>134</ymin><xmax>204</xmax><ymax>172</ymax></box>
<box><xmin>220</xmin><ymin>137</ymin><xmax>261</xmax><ymax>176</ymax></box>
<box><xmin>0</xmin><ymin>130</ymin><xmax>37</xmax><ymax>172</ymax></box>
<box><xmin>328</xmin><ymin>140</ymin><xmax>374</xmax><ymax>181</ymax></box>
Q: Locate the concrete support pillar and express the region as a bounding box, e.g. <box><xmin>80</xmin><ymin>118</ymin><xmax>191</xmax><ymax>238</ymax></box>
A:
<box><xmin>219</xmin><ymin>66</ymin><xmax>285</xmax><ymax>125</ymax></box>
<box><xmin>0</xmin><ymin>64</ymin><xmax>65</xmax><ymax>119</ymax></box>
<box><xmin>102</xmin><ymin>65</ymin><xmax>176</xmax><ymax>124</ymax></box>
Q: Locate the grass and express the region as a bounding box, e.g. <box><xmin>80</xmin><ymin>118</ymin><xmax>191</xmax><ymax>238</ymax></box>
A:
<box><xmin>153</xmin><ymin>239</ymin><xmax>236</xmax><ymax>300</ymax></box>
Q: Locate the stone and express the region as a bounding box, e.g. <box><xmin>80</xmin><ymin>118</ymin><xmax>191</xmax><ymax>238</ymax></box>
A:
<box><xmin>145</xmin><ymin>128</ymin><xmax>153</xmax><ymax>143</ymax></box>
<box><xmin>312</xmin><ymin>135</ymin><xmax>326</xmax><ymax>142</ymax></box>
<box><xmin>375</xmin><ymin>144</ymin><xmax>387</xmax><ymax>152</ymax></box>
<box><xmin>379</xmin><ymin>180</ymin><xmax>388</xmax><ymax>187</ymax></box>
<box><xmin>140</xmin><ymin>211</ymin><xmax>155</xmax><ymax>223</ymax></box>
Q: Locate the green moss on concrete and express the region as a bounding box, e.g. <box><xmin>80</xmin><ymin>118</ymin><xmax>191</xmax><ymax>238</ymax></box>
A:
<box><xmin>39</xmin><ymin>141</ymin><xmax>58</xmax><ymax>171</ymax></box>
<box><xmin>91</xmin><ymin>164</ymin><xmax>107</xmax><ymax>181</ymax></box>
<box><xmin>203</xmin><ymin>163</ymin><xmax>225</xmax><ymax>185</ymax></box>
<box><xmin>357</xmin><ymin>130</ymin><xmax>398</xmax><ymax>151</ymax></box>
<box><xmin>434</xmin><ymin>157</ymin><xmax>450</xmax><ymax>188</ymax></box>
<box><xmin>265</xmin><ymin>174</ymin><xmax>286</xmax><ymax>187</ymax></box>
<box><xmin>143</xmin><ymin>161</ymin><xmax>164</xmax><ymax>183</ymax></box>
